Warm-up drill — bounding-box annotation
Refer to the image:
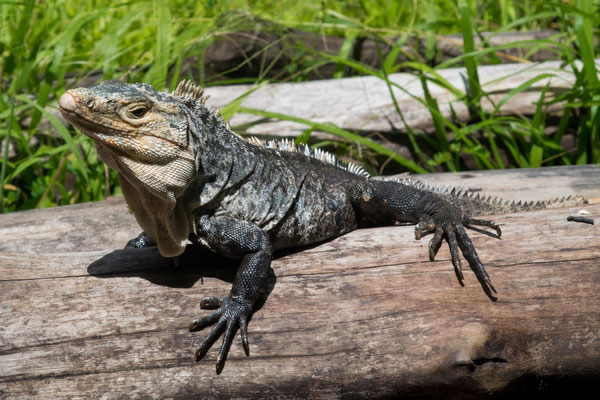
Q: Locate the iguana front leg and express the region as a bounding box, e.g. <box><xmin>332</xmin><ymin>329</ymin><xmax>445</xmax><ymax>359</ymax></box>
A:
<box><xmin>189</xmin><ymin>215</ymin><xmax>272</xmax><ymax>374</ymax></box>
<box><xmin>125</xmin><ymin>231</ymin><xmax>157</xmax><ymax>248</ymax></box>
<box><xmin>350</xmin><ymin>180</ymin><xmax>501</xmax><ymax>301</ymax></box>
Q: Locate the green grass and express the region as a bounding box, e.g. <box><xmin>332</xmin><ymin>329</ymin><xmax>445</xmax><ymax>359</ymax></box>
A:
<box><xmin>1</xmin><ymin>0</ymin><xmax>599</xmax><ymax>212</ymax></box>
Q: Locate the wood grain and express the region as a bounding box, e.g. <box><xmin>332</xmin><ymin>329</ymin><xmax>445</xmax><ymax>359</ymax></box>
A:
<box><xmin>1</xmin><ymin>166</ymin><xmax>599</xmax><ymax>399</ymax></box>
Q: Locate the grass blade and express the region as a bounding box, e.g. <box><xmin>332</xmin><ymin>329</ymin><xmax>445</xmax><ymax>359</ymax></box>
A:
<box><xmin>220</xmin><ymin>80</ymin><xmax>269</xmax><ymax>121</ymax></box>
<box><xmin>375</xmin><ymin>46</ymin><xmax>434</xmax><ymax>171</ymax></box>
<box><xmin>459</xmin><ymin>2</ymin><xmax>481</xmax><ymax>113</ymax></box>
<box><xmin>574</xmin><ymin>0</ymin><xmax>598</xmax><ymax>86</ymax></box>
<box><xmin>95</xmin><ymin>6</ymin><xmax>146</xmax><ymax>80</ymax></box>
<box><xmin>8</xmin><ymin>0</ymin><xmax>35</xmax><ymax>68</ymax></box>
<box><xmin>15</xmin><ymin>95</ymin><xmax>88</xmax><ymax>180</ymax></box>
<box><xmin>334</xmin><ymin>31</ymin><xmax>358</xmax><ymax>79</ymax></box>
<box><xmin>146</xmin><ymin>0</ymin><xmax>171</xmax><ymax>90</ymax></box>
<box><xmin>0</xmin><ymin>96</ymin><xmax>15</xmax><ymax>212</ymax></box>
<box><xmin>424</xmin><ymin>0</ymin><xmax>437</xmax><ymax>64</ymax></box>
<box><xmin>49</xmin><ymin>11</ymin><xmax>101</xmax><ymax>82</ymax></box>
<box><xmin>492</xmin><ymin>73</ymin><xmax>556</xmax><ymax>116</ymax></box>
<box><xmin>419</xmin><ymin>74</ymin><xmax>455</xmax><ymax>170</ymax></box>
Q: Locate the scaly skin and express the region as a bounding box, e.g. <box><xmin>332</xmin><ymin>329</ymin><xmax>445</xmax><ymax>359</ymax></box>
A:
<box><xmin>58</xmin><ymin>79</ymin><xmax>552</xmax><ymax>374</ymax></box>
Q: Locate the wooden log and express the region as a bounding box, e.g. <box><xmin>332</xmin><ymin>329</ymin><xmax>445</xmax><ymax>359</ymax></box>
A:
<box><xmin>1</xmin><ymin>165</ymin><xmax>599</xmax><ymax>399</ymax></box>
<box><xmin>202</xmin><ymin>59</ymin><xmax>598</xmax><ymax>138</ymax></box>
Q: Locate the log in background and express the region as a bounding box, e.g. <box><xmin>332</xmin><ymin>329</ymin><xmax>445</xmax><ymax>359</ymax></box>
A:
<box><xmin>1</xmin><ymin>165</ymin><xmax>599</xmax><ymax>399</ymax></box>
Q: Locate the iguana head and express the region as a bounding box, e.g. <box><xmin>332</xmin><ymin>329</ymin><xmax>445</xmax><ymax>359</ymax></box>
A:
<box><xmin>59</xmin><ymin>79</ymin><xmax>195</xmax><ymax>181</ymax></box>
<box><xmin>59</xmin><ymin>80</ymin><xmax>210</xmax><ymax>256</ymax></box>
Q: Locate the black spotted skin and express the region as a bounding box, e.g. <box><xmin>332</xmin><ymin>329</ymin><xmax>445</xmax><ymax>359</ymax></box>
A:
<box><xmin>185</xmin><ymin>151</ymin><xmax>499</xmax><ymax>374</ymax></box>
<box><xmin>125</xmin><ymin>231</ymin><xmax>157</xmax><ymax>249</ymax></box>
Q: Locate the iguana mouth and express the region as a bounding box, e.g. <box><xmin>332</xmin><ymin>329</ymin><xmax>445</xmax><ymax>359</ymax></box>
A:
<box><xmin>59</xmin><ymin>91</ymin><xmax>124</xmax><ymax>141</ymax></box>
<box><xmin>59</xmin><ymin>107</ymin><xmax>106</xmax><ymax>141</ymax></box>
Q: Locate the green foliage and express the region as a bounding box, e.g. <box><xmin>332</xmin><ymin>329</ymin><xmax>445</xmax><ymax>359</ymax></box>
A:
<box><xmin>0</xmin><ymin>0</ymin><xmax>599</xmax><ymax>212</ymax></box>
<box><xmin>311</xmin><ymin>0</ymin><xmax>600</xmax><ymax>172</ymax></box>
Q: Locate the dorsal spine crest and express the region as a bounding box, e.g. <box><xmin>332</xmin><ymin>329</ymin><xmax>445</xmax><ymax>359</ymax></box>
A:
<box><xmin>396</xmin><ymin>178</ymin><xmax>587</xmax><ymax>215</ymax></box>
<box><xmin>173</xmin><ymin>80</ymin><xmax>211</xmax><ymax>104</ymax></box>
<box><xmin>172</xmin><ymin>81</ymin><xmax>370</xmax><ymax>178</ymax></box>
<box><xmin>247</xmin><ymin>137</ymin><xmax>371</xmax><ymax>178</ymax></box>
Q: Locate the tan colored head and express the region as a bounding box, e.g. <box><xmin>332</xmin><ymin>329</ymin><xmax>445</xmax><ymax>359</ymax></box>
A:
<box><xmin>59</xmin><ymin>80</ymin><xmax>199</xmax><ymax>256</ymax></box>
<box><xmin>59</xmin><ymin>80</ymin><xmax>194</xmax><ymax>165</ymax></box>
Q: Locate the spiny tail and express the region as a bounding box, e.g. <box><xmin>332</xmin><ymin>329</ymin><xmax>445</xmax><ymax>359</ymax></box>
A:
<box><xmin>395</xmin><ymin>178</ymin><xmax>587</xmax><ymax>217</ymax></box>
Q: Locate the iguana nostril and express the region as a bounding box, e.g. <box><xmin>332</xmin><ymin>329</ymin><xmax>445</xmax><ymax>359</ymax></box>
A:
<box><xmin>59</xmin><ymin>92</ymin><xmax>77</xmax><ymax>112</ymax></box>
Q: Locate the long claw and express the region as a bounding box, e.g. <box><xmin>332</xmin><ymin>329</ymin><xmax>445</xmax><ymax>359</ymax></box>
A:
<box><xmin>189</xmin><ymin>310</ymin><xmax>220</xmax><ymax>332</ymax></box>
<box><xmin>240</xmin><ymin>317</ymin><xmax>250</xmax><ymax>357</ymax></box>
<box><xmin>446</xmin><ymin>226</ymin><xmax>464</xmax><ymax>285</ymax></box>
<box><xmin>216</xmin><ymin>321</ymin><xmax>237</xmax><ymax>375</ymax></box>
<box><xmin>195</xmin><ymin>319</ymin><xmax>227</xmax><ymax>361</ymax></box>
<box><xmin>456</xmin><ymin>225</ymin><xmax>497</xmax><ymax>300</ymax></box>
<box><xmin>417</xmin><ymin>200</ymin><xmax>498</xmax><ymax>301</ymax></box>
<box><xmin>428</xmin><ymin>227</ymin><xmax>444</xmax><ymax>261</ymax></box>
<box><xmin>466</xmin><ymin>217</ymin><xmax>502</xmax><ymax>238</ymax></box>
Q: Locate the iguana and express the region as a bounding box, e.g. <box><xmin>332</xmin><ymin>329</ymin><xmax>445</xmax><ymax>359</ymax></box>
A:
<box><xmin>58</xmin><ymin>80</ymin><xmax>585</xmax><ymax>374</ymax></box>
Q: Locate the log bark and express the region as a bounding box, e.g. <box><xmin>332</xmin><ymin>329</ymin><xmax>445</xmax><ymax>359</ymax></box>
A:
<box><xmin>1</xmin><ymin>165</ymin><xmax>599</xmax><ymax>399</ymax></box>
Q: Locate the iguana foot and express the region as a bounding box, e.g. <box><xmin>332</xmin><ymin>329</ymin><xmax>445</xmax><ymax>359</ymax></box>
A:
<box><xmin>415</xmin><ymin>209</ymin><xmax>500</xmax><ymax>301</ymax></box>
<box><xmin>189</xmin><ymin>295</ymin><xmax>252</xmax><ymax>374</ymax></box>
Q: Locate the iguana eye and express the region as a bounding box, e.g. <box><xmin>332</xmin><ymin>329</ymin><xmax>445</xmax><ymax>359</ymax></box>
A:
<box><xmin>127</xmin><ymin>105</ymin><xmax>149</xmax><ymax>119</ymax></box>
<box><xmin>85</xmin><ymin>99</ymin><xmax>95</xmax><ymax>108</ymax></box>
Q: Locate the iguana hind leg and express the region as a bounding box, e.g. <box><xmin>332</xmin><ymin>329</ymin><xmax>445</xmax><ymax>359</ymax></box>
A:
<box><xmin>350</xmin><ymin>180</ymin><xmax>500</xmax><ymax>301</ymax></box>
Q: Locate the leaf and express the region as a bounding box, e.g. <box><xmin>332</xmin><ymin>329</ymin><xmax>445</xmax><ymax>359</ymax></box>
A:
<box><xmin>295</xmin><ymin>127</ymin><xmax>315</xmax><ymax>145</ymax></box>
<box><xmin>145</xmin><ymin>0</ymin><xmax>171</xmax><ymax>90</ymax></box>
<box><xmin>459</xmin><ymin>2</ymin><xmax>481</xmax><ymax>110</ymax></box>
<box><xmin>529</xmin><ymin>145</ymin><xmax>543</xmax><ymax>168</ymax></box>
<box><xmin>573</xmin><ymin>0</ymin><xmax>598</xmax><ymax>85</ymax></box>
<box><xmin>382</xmin><ymin>35</ymin><xmax>410</xmax><ymax>74</ymax></box>
<box><xmin>492</xmin><ymin>73</ymin><xmax>555</xmax><ymax>116</ymax></box>
<box><xmin>334</xmin><ymin>31</ymin><xmax>358</xmax><ymax>79</ymax></box>
<box><xmin>219</xmin><ymin>80</ymin><xmax>269</xmax><ymax>121</ymax></box>
<box><xmin>49</xmin><ymin>11</ymin><xmax>101</xmax><ymax>79</ymax></box>
<box><xmin>95</xmin><ymin>5</ymin><xmax>146</xmax><ymax>80</ymax></box>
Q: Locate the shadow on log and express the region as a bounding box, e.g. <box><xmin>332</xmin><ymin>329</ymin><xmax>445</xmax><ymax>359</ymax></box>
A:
<box><xmin>86</xmin><ymin>246</ymin><xmax>236</xmax><ymax>288</ymax></box>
